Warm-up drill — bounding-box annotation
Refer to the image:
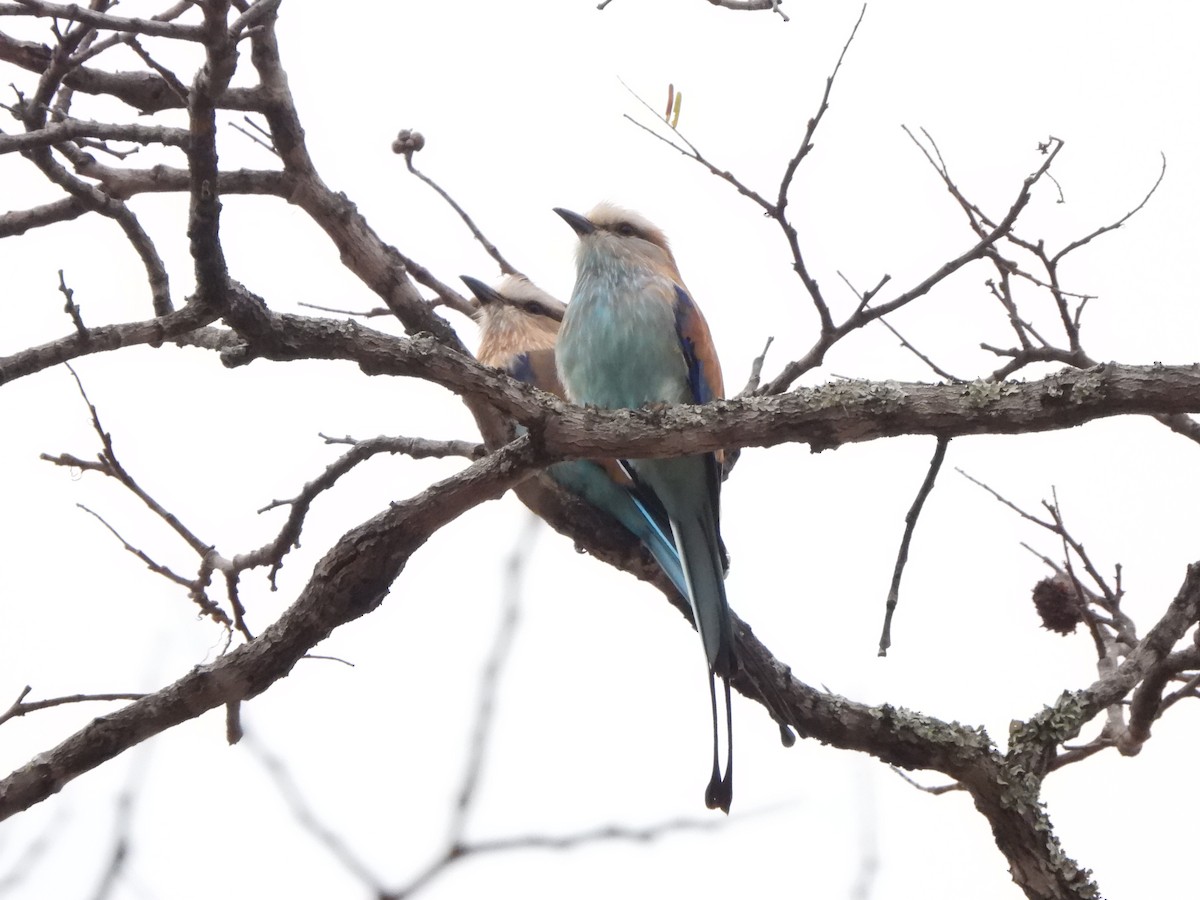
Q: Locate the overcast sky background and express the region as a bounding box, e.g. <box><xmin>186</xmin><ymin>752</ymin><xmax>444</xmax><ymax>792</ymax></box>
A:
<box><xmin>2</xmin><ymin>2</ymin><xmax>1199</xmax><ymax>898</ymax></box>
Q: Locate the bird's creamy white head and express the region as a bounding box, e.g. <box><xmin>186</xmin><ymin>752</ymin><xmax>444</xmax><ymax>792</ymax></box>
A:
<box><xmin>474</xmin><ymin>274</ymin><xmax>565</xmax><ymax>368</ymax></box>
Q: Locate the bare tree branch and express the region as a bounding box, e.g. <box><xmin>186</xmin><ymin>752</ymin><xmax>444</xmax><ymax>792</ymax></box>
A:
<box><xmin>394</xmin><ymin>128</ymin><xmax>519</xmax><ymax>294</ymax></box>
<box><xmin>251</xmin><ymin>433</ymin><xmax>485</xmax><ymax>586</ymax></box>
<box><xmin>877</xmin><ymin>437</ymin><xmax>950</xmax><ymax>655</ymax></box>
<box><xmin>0</xmin><ymin>686</ymin><xmax>146</xmax><ymax>727</ymax></box>
<box><xmin>243</xmin><ymin>730</ymin><xmax>387</xmax><ymax>893</ymax></box>
<box><xmin>0</xmin><ymin>433</ymin><xmax>546</xmax><ymax>821</ymax></box>
<box><xmin>0</xmin><ymin>5</ymin><xmax>1197</xmax><ymax>898</ymax></box>
<box><xmin>0</xmin><ymin>2</ymin><xmax>207</xmax><ymax>40</ymax></box>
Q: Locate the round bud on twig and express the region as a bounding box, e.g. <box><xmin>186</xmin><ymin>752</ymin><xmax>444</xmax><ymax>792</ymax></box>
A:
<box><xmin>392</xmin><ymin>129</ymin><xmax>426</xmax><ymax>155</ymax></box>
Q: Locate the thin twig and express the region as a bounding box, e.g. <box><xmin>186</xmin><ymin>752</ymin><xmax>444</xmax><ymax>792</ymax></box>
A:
<box><xmin>75</xmin><ymin>503</ymin><xmax>198</xmax><ymax>590</ymax></box>
<box><xmin>229</xmin><ymin>114</ymin><xmax>278</xmax><ymax>155</ymax></box>
<box><xmin>1047</xmin><ymin>737</ymin><xmax>1114</xmax><ymax>772</ymax></box>
<box><xmin>737</xmin><ymin>336</ymin><xmax>774</xmax><ymax>396</ymax></box>
<box><xmin>244</xmin><ymin>729</ymin><xmax>386</xmax><ymax>893</ymax></box>
<box><xmin>889</xmin><ymin>766</ymin><xmax>962</xmax><ymax>795</ymax></box>
<box><xmin>395</xmin><ymin>129</ymin><xmax>517</xmax><ymax>295</ymax></box>
<box><xmin>619</xmin><ymin>79</ymin><xmax>774</xmax><ymax>213</ymax></box>
<box><xmin>0</xmin><ymin>806</ymin><xmax>68</xmax><ymax>893</ymax></box>
<box><xmin>297</xmin><ymin>301</ymin><xmax>392</xmax><ymax>318</ymax></box>
<box><xmin>878</xmin><ymin>316</ymin><xmax>962</xmax><ymax>382</ymax></box>
<box><xmin>839</xmin><ymin>269</ymin><xmax>961</xmax><ymax>382</ymax></box>
<box><xmin>450</xmin><ymin>511</ymin><xmax>540</xmax><ymax>839</ymax></box>
<box><xmin>1051</xmin><ymin>153</ymin><xmax>1167</xmax><ymax>265</ymax></box>
<box><xmin>878</xmin><ymin>437</ymin><xmax>949</xmax><ymax>655</ymax></box>
<box><xmin>41</xmin><ymin>366</ymin><xmax>238</xmax><ymax>628</ymax></box>
<box><xmin>55</xmin><ymin>268</ymin><xmax>87</xmax><ymax>335</ymax></box>
<box><xmin>0</xmin><ymin>685</ymin><xmax>145</xmax><ymax>727</ymax></box>
<box><xmin>250</xmin><ymin>434</ymin><xmax>485</xmax><ymax>587</ymax></box>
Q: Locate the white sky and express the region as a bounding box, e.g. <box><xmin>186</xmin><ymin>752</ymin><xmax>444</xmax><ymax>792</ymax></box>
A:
<box><xmin>2</xmin><ymin>2</ymin><xmax>1199</xmax><ymax>898</ymax></box>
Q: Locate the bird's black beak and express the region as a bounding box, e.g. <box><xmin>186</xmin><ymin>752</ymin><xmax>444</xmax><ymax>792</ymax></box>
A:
<box><xmin>460</xmin><ymin>275</ymin><xmax>504</xmax><ymax>305</ymax></box>
<box><xmin>553</xmin><ymin>207</ymin><xmax>595</xmax><ymax>236</ymax></box>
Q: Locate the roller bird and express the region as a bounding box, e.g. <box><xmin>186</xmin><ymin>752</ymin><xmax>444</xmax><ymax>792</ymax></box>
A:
<box><xmin>552</xmin><ymin>203</ymin><xmax>735</xmax><ymax>812</ymax></box>
<box><xmin>463</xmin><ymin>273</ymin><xmax>688</xmax><ymax>600</ymax></box>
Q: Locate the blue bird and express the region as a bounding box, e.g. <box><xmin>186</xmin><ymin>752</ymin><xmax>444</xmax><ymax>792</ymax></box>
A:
<box><xmin>552</xmin><ymin>203</ymin><xmax>735</xmax><ymax>813</ymax></box>
<box><xmin>462</xmin><ymin>273</ymin><xmax>689</xmax><ymax>602</ymax></box>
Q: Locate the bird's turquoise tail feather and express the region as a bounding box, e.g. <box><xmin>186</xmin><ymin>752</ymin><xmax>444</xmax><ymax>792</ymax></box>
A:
<box><xmin>548</xmin><ymin>461</ymin><xmax>689</xmax><ymax>599</ymax></box>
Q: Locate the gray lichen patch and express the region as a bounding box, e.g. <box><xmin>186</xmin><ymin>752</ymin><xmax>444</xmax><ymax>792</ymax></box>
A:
<box><xmin>961</xmin><ymin>378</ymin><xmax>1022</xmax><ymax>407</ymax></box>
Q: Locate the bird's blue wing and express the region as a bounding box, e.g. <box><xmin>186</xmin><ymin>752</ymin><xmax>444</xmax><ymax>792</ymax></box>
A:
<box><xmin>509</xmin><ymin>348</ymin><xmax>563</xmax><ymax>395</ymax></box>
<box><xmin>669</xmin><ymin>284</ymin><xmax>728</xmax><ymax>572</ymax></box>
<box><xmin>673</xmin><ymin>284</ymin><xmax>724</xmax><ymax>406</ymax></box>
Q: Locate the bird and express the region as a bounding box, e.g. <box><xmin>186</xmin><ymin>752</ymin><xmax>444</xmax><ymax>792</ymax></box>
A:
<box><xmin>552</xmin><ymin>202</ymin><xmax>735</xmax><ymax>813</ymax></box>
<box><xmin>462</xmin><ymin>273</ymin><xmax>689</xmax><ymax>601</ymax></box>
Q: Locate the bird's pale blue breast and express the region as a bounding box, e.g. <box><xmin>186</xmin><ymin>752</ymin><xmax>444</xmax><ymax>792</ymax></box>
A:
<box><xmin>558</xmin><ymin>262</ymin><xmax>690</xmax><ymax>409</ymax></box>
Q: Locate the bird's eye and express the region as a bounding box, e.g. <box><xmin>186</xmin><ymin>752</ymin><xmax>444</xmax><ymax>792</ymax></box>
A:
<box><xmin>525</xmin><ymin>302</ymin><xmax>549</xmax><ymax>317</ymax></box>
<box><xmin>616</xmin><ymin>222</ymin><xmax>637</xmax><ymax>237</ymax></box>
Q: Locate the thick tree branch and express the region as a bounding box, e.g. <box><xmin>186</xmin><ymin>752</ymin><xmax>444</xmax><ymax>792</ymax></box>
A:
<box><xmin>0</xmin><ymin>298</ymin><xmax>219</xmax><ymax>386</ymax></box>
<box><xmin>5</xmin><ymin>293</ymin><xmax>1199</xmax><ymax>462</ymax></box>
<box><xmin>243</xmin><ymin>15</ymin><xmax>463</xmax><ymax>347</ymax></box>
<box><xmin>0</xmin><ymin>7</ymin><xmax>1196</xmax><ymax>899</ymax></box>
<box><xmin>0</xmin><ymin>195</ymin><xmax>88</xmax><ymax>235</ymax></box>
<box><xmin>0</xmin><ymin>118</ymin><xmax>188</xmax><ymax>152</ymax></box>
<box><xmin>0</xmin><ymin>2</ymin><xmax>206</xmax><ymax>40</ymax></box>
<box><xmin>193</xmin><ymin>307</ymin><xmax>1200</xmax><ymax>457</ymax></box>
<box><xmin>185</xmin><ymin>0</ymin><xmax>234</xmax><ymax>309</ymax></box>
<box><xmin>0</xmin><ymin>434</ymin><xmax>546</xmax><ymax>822</ymax></box>
<box><xmin>0</xmin><ymin>31</ymin><xmax>265</xmax><ymax>112</ymax></box>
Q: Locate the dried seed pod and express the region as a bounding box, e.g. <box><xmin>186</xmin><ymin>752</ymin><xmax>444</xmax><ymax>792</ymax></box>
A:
<box><xmin>1032</xmin><ymin>575</ymin><xmax>1082</xmax><ymax>635</ymax></box>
